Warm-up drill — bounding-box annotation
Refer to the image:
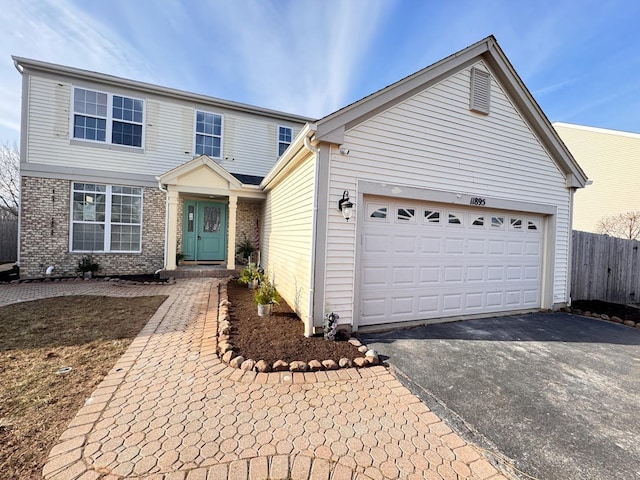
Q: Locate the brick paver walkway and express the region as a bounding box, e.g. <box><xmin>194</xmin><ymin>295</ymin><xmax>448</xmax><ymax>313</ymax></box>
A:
<box><xmin>2</xmin><ymin>279</ymin><xmax>511</xmax><ymax>479</ymax></box>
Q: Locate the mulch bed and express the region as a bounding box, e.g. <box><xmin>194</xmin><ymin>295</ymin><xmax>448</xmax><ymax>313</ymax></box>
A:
<box><xmin>571</xmin><ymin>300</ymin><xmax>640</xmax><ymax>322</ymax></box>
<box><xmin>227</xmin><ymin>280</ymin><xmax>363</xmax><ymax>365</ymax></box>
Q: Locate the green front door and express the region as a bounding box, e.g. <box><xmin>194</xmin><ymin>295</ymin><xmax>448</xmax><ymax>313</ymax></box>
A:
<box><xmin>182</xmin><ymin>200</ymin><xmax>227</xmax><ymax>261</ymax></box>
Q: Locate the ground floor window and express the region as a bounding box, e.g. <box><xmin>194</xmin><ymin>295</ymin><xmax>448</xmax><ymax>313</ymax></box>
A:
<box><xmin>71</xmin><ymin>182</ymin><xmax>142</xmax><ymax>252</ymax></box>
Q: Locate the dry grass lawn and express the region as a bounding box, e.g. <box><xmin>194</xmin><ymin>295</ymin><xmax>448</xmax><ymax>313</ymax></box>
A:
<box><xmin>0</xmin><ymin>295</ymin><xmax>167</xmax><ymax>479</ymax></box>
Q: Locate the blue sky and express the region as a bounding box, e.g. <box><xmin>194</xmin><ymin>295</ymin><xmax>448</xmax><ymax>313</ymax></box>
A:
<box><xmin>1</xmin><ymin>0</ymin><xmax>639</xmax><ymax>144</ymax></box>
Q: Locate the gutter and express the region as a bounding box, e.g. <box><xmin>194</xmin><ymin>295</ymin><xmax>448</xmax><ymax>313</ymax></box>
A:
<box><xmin>304</xmin><ymin>136</ymin><xmax>320</xmax><ymax>338</ymax></box>
<box><xmin>261</xmin><ymin>123</ymin><xmax>316</xmax><ymax>189</ymax></box>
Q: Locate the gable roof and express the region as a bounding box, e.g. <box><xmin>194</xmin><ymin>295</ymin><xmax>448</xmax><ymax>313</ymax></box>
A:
<box><xmin>313</xmin><ymin>35</ymin><xmax>588</xmax><ymax>188</ymax></box>
<box><xmin>158</xmin><ymin>155</ymin><xmax>243</xmax><ymax>188</ymax></box>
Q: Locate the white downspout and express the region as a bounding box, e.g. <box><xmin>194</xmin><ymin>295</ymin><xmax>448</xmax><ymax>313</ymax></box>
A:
<box><xmin>157</xmin><ymin>179</ymin><xmax>168</xmax><ymax>272</ymax></box>
<box><xmin>304</xmin><ymin>136</ymin><xmax>320</xmax><ymax>337</ymax></box>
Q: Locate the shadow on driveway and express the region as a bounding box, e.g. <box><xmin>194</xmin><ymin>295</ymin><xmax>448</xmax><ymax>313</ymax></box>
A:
<box><xmin>362</xmin><ymin>313</ymin><xmax>640</xmax><ymax>480</ymax></box>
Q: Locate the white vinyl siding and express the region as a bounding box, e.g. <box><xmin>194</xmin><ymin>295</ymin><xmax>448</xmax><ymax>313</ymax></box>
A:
<box><xmin>325</xmin><ymin>61</ymin><xmax>570</xmax><ymax>326</ymax></box>
<box><xmin>261</xmin><ymin>152</ymin><xmax>316</xmax><ymax>324</ymax></box>
<box><xmin>25</xmin><ymin>75</ymin><xmax>304</xmax><ymax>179</ymax></box>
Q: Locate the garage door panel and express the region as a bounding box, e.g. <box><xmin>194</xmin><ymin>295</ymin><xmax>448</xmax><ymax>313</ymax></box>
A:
<box><xmin>418</xmin><ymin>295</ymin><xmax>439</xmax><ymax>314</ymax></box>
<box><xmin>445</xmin><ymin>238</ymin><xmax>465</xmax><ymax>254</ymax></box>
<box><xmin>468</xmin><ymin>239</ymin><xmax>486</xmax><ymax>254</ymax></box>
<box><xmin>392</xmin><ymin>266</ymin><xmax>415</xmax><ymax>284</ymax></box>
<box><xmin>393</xmin><ymin>235</ymin><xmax>417</xmax><ymax>254</ymax></box>
<box><xmin>359</xmin><ymin>198</ymin><xmax>544</xmax><ymax>326</ymax></box>
<box><xmin>442</xmin><ymin>294</ymin><xmax>463</xmax><ymax>312</ymax></box>
<box><xmin>487</xmin><ymin>266</ymin><xmax>504</xmax><ymax>281</ymax></box>
<box><xmin>391</xmin><ymin>296</ymin><xmax>414</xmax><ymax>315</ymax></box>
<box><xmin>363</xmin><ymin>234</ymin><xmax>389</xmax><ymax>254</ymax></box>
<box><xmin>419</xmin><ymin>266</ymin><xmax>440</xmax><ymax>283</ymax></box>
<box><xmin>361</xmin><ymin>266</ymin><xmax>388</xmax><ymax>287</ymax></box>
<box><xmin>444</xmin><ymin>266</ymin><xmax>464</xmax><ymax>283</ymax></box>
<box><xmin>421</xmin><ymin>237</ymin><xmax>442</xmax><ymax>254</ymax></box>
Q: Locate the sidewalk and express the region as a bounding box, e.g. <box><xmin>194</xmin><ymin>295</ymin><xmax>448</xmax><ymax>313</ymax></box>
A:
<box><xmin>1</xmin><ymin>278</ymin><xmax>512</xmax><ymax>479</ymax></box>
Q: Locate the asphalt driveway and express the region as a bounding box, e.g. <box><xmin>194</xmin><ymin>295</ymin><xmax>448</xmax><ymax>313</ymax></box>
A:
<box><xmin>362</xmin><ymin>313</ymin><xmax>640</xmax><ymax>480</ymax></box>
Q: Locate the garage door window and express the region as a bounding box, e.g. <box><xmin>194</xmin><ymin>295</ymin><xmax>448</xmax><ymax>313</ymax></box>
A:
<box><xmin>448</xmin><ymin>213</ymin><xmax>463</xmax><ymax>225</ymax></box>
<box><xmin>472</xmin><ymin>216</ymin><xmax>485</xmax><ymax>227</ymax></box>
<box><xmin>510</xmin><ymin>218</ymin><xmax>523</xmax><ymax>230</ymax></box>
<box><xmin>397</xmin><ymin>207</ymin><xmax>415</xmax><ymax>222</ymax></box>
<box><xmin>367</xmin><ymin>203</ymin><xmax>389</xmax><ymax>220</ymax></box>
<box><xmin>528</xmin><ymin>220</ymin><xmax>539</xmax><ymax>231</ymax></box>
<box><xmin>491</xmin><ymin>216</ymin><xmax>504</xmax><ymax>228</ymax></box>
<box><xmin>424</xmin><ymin>210</ymin><xmax>440</xmax><ymax>223</ymax></box>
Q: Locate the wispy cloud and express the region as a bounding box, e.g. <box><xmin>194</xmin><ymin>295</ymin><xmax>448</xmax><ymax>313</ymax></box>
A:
<box><xmin>195</xmin><ymin>0</ymin><xmax>394</xmax><ymax>118</ymax></box>
<box><xmin>0</xmin><ymin>0</ymin><xmax>155</xmax><ymax>140</ymax></box>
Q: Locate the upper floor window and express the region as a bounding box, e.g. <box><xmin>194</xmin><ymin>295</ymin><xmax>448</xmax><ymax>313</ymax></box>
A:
<box><xmin>278</xmin><ymin>126</ymin><xmax>292</xmax><ymax>156</ymax></box>
<box><xmin>72</xmin><ymin>87</ymin><xmax>144</xmax><ymax>147</ymax></box>
<box><xmin>195</xmin><ymin>111</ymin><xmax>222</xmax><ymax>158</ymax></box>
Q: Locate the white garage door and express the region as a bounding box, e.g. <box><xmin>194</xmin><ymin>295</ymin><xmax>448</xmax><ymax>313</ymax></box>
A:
<box><xmin>358</xmin><ymin>197</ymin><xmax>544</xmax><ymax>326</ymax></box>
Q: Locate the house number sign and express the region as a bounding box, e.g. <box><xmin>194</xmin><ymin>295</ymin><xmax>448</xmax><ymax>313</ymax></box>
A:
<box><xmin>469</xmin><ymin>197</ymin><xmax>486</xmax><ymax>206</ymax></box>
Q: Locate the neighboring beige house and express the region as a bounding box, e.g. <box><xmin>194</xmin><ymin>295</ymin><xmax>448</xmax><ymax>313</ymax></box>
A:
<box><xmin>14</xmin><ymin>35</ymin><xmax>588</xmax><ymax>335</ymax></box>
<box><xmin>554</xmin><ymin>122</ymin><xmax>640</xmax><ymax>233</ymax></box>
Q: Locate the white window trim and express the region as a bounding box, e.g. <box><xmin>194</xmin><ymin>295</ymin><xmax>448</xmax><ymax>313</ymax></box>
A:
<box><xmin>194</xmin><ymin>109</ymin><xmax>224</xmax><ymax>159</ymax></box>
<box><xmin>69</xmin><ymin>182</ymin><xmax>144</xmax><ymax>253</ymax></box>
<box><xmin>277</xmin><ymin>125</ymin><xmax>293</xmax><ymax>157</ymax></box>
<box><xmin>70</xmin><ymin>86</ymin><xmax>145</xmax><ymax>149</ymax></box>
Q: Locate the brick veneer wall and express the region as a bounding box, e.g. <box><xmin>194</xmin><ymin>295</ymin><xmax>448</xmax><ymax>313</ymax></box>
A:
<box><xmin>20</xmin><ymin>176</ymin><xmax>165</xmax><ymax>278</ymax></box>
<box><xmin>235</xmin><ymin>201</ymin><xmax>261</xmax><ymax>261</ymax></box>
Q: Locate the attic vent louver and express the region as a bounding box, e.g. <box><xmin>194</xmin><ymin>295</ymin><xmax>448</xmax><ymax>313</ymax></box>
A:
<box><xmin>470</xmin><ymin>67</ymin><xmax>491</xmax><ymax>115</ymax></box>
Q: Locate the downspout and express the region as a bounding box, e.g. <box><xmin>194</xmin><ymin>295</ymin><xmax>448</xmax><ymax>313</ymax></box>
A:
<box><xmin>304</xmin><ymin>136</ymin><xmax>320</xmax><ymax>338</ymax></box>
<box><xmin>157</xmin><ymin>179</ymin><xmax>168</xmax><ymax>273</ymax></box>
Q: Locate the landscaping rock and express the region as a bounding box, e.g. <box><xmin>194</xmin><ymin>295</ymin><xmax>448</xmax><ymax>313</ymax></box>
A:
<box><xmin>229</xmin><ymin>355</ymin><xmax>245</xmax><ymax>368</ymax></box>
<box><xmin>600</xmin><ymin>314</ymin><xmax>610</xmax><ymax>321</ymax></box>
<box><xmin>365</xmin><ymin>349</ymin><xmax>379</xmax><ymax>365</ymax></box>
<box><xmin>218</xmin><ymin>334</ymin><xmax>230</xmax><ymax>342</ymax></box>
<box><xmin>358</xmin><ymin>345</ymin><xmax>368</xmax><ymax>354</ymax></box>
<box><xmin>338</xmin><ymin>358</ymin><xmax>352</xmax><ymax>368</ymax></box>
<box><xmin>218</xmin><ymin>341</ymin><xmax>234</xmax><ymax>354</ymax></box>
<box><xmin>219</xmin><ymin>321</ymin><xmax>231</xmax><ymax>335</ymax></box>
<box><xmin>573</xmin><ymin>309</ymin><xmax>582</xmax><ymax>315</ymax></box>
<box><xmin>559</xmin><ymin>306</ymin><xmax>571</xmax><ymax>313</ymax></box>
<box><xmin>353</xmin><ymin>357</ymin><xmax>368</xmax><ymax>368</ymax></box>
<box><xmin>272</xmin><ymin>360</ymin><xmax>289</xmax><ymax>372</ymax></box>
<box><xmin>219</xmin><ymin>299</ymin><xmax>231</xmax><ymax>307</ymax></box>
<box><xmin>289</xmin><ymin>361</ymin><xmax>307</xmax><ymax>372</ymax></box>
<box><xmin>222</xmin><ymin>350</ymin><xmax>234</xmax><ymax>363</ymax></box>
<box><xmin>240</xmin><ymin>359</ymin><xmax>256</xmax><ymax>371</ymax></box>
<box><xmin>322</xmin><ymin>359</ymin><xmax>339</xmax><ymax>370</ymax></box>
<box><xmin>584</xmin><ymin>311</ymin><xmax>592</xmax><ymax>317</ymax></box>
<box><xmin>611</xmin><ymin>316</ymin><xmax>623</xmax><ymax>323</ymax></box>
<box><xmin>255</xmin><ymin>360</ymin><xmax>271</xmax><ymax>373</ymax></box>
<box><xmin>623</xmin><ymin>320</ymin><xmax>636</xmax><ymax>327</ymax></box>
<box><xmin>308</xmin><ymin>360</ymin><xmax>322</xmax><ymax>371</ymax></box>
<box><xmin>348</xmin><ymin>338</ymin><xmax>362</xmax><ymax>347</ymax></box>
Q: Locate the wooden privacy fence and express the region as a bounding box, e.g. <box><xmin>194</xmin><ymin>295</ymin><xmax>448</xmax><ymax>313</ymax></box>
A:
<box><xmin>0</xmin><ymin>212</ymin><xmax>18</xmax><ymax>262</ymax></box>
<box><xmin>571</xmin><ymin>230</ymin><xmax>640</xmax><ymax>304</ymax></box>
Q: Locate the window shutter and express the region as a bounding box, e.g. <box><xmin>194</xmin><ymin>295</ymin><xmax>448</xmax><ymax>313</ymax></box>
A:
<box><xmin>470</xmin><ymin>67</ymin><xmax>491</xmax><ymax>115</ymax></box>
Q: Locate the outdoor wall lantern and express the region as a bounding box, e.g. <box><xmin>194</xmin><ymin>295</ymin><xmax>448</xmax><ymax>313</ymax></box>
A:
<box><xmin>338</xmin><ymin>190</ymin><xmax>354</xmax><ymax>221</ymax></box>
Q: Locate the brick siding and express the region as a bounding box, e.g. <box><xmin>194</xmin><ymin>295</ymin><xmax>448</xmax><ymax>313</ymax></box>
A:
<box><xmin>20</xmin><ymin>176</ymin><xmax>165</xmax><ymax>278</ymax></box>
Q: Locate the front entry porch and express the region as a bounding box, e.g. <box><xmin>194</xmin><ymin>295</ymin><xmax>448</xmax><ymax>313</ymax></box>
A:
<box><xmin>158</xmin><ymin>155</ymin><xmax>265</xmax><ymax>272</ymax></box>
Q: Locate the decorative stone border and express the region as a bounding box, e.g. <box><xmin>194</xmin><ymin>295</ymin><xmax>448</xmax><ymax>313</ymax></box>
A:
<box><xmin>563</xmin><ymin>306</ymin><xmax>640</xmax><ymax>328</ymax></box>
<box><xmin>1</xmin><ymin>276</ymin><xmax>174</xmax><ymax>286</ymax></box>
<box><xmin>216</xmin><ymin>280</ymin><xmax>382</xmax><ymax>374</ymax></box>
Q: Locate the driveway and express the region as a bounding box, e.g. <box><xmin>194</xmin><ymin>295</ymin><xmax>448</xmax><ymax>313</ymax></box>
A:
<box><xmin>362</xmin><ymin>313</ymin><xmax>640</xmax><ymax>480</ymax></box>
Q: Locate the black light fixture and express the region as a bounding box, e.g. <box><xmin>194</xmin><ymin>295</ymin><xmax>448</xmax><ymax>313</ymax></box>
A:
<box><xmin>338</xmin><ymin>190</ymin><xmax>354</xmax><ymax>221</ymax></box>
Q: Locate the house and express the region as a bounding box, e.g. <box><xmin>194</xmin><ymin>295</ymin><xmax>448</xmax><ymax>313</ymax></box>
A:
<box><xmin>553</xmin><ymin>122</ymin><xmax>640</xmax><ymax>234</ymax></box>
<box><xmin>13</xmin><ymin>35</ymin><xmax>587</xmax><ymax>334</ymax></box>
